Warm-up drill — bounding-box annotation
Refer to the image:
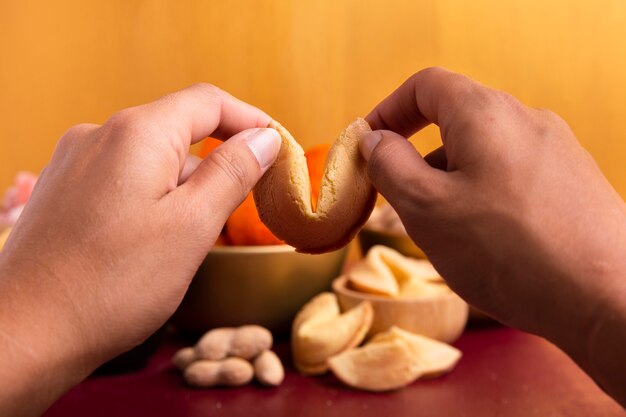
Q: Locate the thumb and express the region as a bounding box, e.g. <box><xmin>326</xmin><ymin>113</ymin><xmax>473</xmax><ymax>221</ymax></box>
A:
<box><xmin>182</xmin><ymin>127</ymin><xmax>281</xmax><ymax>224</ymax></box>
<box><xmin>360</xmin><ymin>129</ymin><xmax>447</xmax><ymax>214</ymax></box>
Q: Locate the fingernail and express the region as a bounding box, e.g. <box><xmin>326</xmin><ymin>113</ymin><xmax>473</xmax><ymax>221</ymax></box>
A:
<box><xmin>360</xmin><ymin>131</ymin><xmax>383</xmax><ymax>161</ymax></box>
<box><xmin>245</xmin><ymin>128</ymin><xmax>282</xmax><ymax>170</ymax></box>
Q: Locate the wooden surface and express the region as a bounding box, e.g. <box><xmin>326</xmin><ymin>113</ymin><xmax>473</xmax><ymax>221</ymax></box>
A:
<box><xmin>43</xmin><ymin>326</ymin><xmax>625</xmax><ymax>417</ymax></box>
<box><xmin>1</xmin><ymin>1</ymin><xmax>626</xmax><ymax>198</ymax></box>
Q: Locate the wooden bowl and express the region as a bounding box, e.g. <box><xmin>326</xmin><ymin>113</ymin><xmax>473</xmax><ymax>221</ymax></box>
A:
<box><xmin>332</xmin><ymin>275</ymin><xmax>468</xmax><ymax>343</ymax></box>
<box><xmin>358</xmin><ymin>230</ymin><xmax>493</xmax><ymax>322</ymax></box>
<box><xmin>173</xmin><ymin>245</ymin><xmax>348</xmax><ymax>336</ymax></box>
<box><xmin>358</xmin><ymin>227</ymin><xmax>426</xmax><ymax>258</ymax></box>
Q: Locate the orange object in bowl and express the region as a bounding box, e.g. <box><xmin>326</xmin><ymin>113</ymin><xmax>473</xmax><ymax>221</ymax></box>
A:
<box><xmin>198</xmin><ymin>137</ymin><xmax>222</xmax><ymax>159</ymax></box>
<box><xmin>200</xmin><ymin>138</ymin><xmax>332</xmax><ymax>246</ymax></box>
<box><xmin>304</xmin><ymin>143</ymin><xmax>331</xmax><ymax>210</ymax></box>
<box><xmin>226</xmin><ymin>193</ymin><xmax>283</xmax><ymax>245</ymax></box>
<box><xmin>198</xmin><ymin>136</ymin><xmax>280</xmax><ymax>245</ymax></box>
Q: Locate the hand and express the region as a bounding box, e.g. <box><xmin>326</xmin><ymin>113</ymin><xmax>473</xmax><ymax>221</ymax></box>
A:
<box><xmin>361</xmin><ymin>67</ymin><xmax>626</xmax><ymax>405</ymax></box>
<box><xmin>0</xmin><ymin>84</ymin><xmax>281</xmax><ymax>416</ymax></box>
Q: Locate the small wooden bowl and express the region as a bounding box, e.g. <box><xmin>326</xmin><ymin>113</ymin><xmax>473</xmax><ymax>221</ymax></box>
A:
<box><xmin>358</xmin><ymin>227</ymin><xmax>426</xmax><ymax>258</ymax></box>
<box><xmin>358</xmin><ymin>230</ymin><xmax>493</xmax><ymax>322</ymax></box>
<box><xmin>332</xmin><ymin>275</ymin><xmax>468</xmax><ymax>343</ymax></box>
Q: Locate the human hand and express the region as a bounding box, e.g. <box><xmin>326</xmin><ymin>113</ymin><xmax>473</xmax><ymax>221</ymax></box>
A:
<box><xmin>0</xmin><ymin>84</ymin><xmax>280</xmax><ymax>416</ymax></box>
<box><xmin>361</xmin><ymin>67</ymin><xmax>626</xmax><ymax>404</ymax></box>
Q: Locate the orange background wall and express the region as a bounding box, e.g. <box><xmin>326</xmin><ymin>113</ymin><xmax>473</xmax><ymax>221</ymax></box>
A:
<box><xmin>1</xmin><ymin>1</ymin><xmax>625</xmax><ymax>196</ymax></box>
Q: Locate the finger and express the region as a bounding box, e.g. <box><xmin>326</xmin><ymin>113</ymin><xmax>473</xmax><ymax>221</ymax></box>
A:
<box><xmin>365</xmin><ymin>67</ymin><xmax>481</xmax><ymax>138</ymax></box>
<box><xmin>140</xmin><ymin>83</ymin><xmax>270</xmax><ymax>142</ymax></box>
<box><xmin>424</xmin><ymin>146</ymin><xmax>449</xmax><ymax>171</ymax></box>
<box><xmin>176</xmin><ymin>127</ymin><xmax>281</xmax><ymax>226</ymax></box>
<box><xmin>105</xmin><ymin>83</ymin><xmax>271</xmax><ymax>162</ymax></box>
<box><xmin>178</xmin><ymin>155</ymin><xmax>202</xmax><ymax>185</ymax></box>
<box><xmin>360</xmin><ymin>130</ymin><xmax>449</xmax><ymax>212</ymax></box>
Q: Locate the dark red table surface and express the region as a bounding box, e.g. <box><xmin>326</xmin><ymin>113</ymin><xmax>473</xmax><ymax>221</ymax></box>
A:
<box><xmin>44</xmin><ymin>326</ymin><xmax>624</xmax><ymax>417</ymax></box>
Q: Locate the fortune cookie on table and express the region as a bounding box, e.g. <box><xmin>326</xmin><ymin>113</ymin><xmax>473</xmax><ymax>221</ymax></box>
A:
<box><xmin>291</xmin><ymin>292</ymin><xmax>373</xmax><ymax>375</ymax></box>
<box><xmin>328</xmin><ymin>326</ymin><xmax>462</xmax><ymax>392</ymax></box>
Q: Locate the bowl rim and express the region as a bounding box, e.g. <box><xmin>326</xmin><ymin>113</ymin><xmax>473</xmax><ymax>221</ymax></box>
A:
<box><xmin>332</xmin><ymin>275</ymin><xmax>464</xmax><ymax>305</ymax></box>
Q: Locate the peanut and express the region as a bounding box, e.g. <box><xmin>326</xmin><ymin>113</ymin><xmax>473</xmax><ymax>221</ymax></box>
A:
<box><xmin>172</xmin><ymin>347</ymin><xmax>197</xmax><ymax>371</ymax></box>
<box><xmin>254</xmin><ymin>350</ymin><xmax>284</xmax><ymax>387</ymax></box>
<box><xmin>196</xmin><ymin>325</ymin><xmax>272</xmax><ymax>360</ymax></box>
<box><xmin>184</xmin><ymin>357</ymin><xmax>254</xmax><ymax>387</ymax></box>
<box><xmin>195</xmin><ymin>328</ymin><xmax>236</xmax><ymax>360</ymax></box>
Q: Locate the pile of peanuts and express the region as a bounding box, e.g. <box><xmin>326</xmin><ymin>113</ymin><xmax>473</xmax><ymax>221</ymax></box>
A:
<box><xmin>173</xmin><ymin>325</ymin><xmax>284</xmax><ymax>388</ymax></box>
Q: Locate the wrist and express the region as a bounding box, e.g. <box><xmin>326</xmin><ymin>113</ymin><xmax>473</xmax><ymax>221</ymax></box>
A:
<box><xmin>583</xmin><ymin>270</ymin><xmax>626</xmax><ymax>406</ymax></box>
<box><xmin>0</xmin><ymin>255</ymin><xmax>101</xmax><ymax>416</ymax></box>
<box><xmin>535</xmin><ymin>242</ymin><xmax>626</xmax><ymax>406</ymax></box>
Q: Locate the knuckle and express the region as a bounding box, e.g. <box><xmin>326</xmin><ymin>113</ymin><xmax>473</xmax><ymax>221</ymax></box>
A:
<box><xmin>535</xmin><ymin>107</ymin><xmax>569</xmax><ymax>127</ymax></box>
<box><xmin>415</xmin><ymin>67</ymin><xmax>508</xmax><ymax>116</ymax></box>
<box><xmin>56</xmin><ymin>123</ymin><xmax>97</xmax><ymax>152</ymax></box>
<box><xmin>62</xmin><ymin>123</ymin><xmax>98</xmax><ymax>140</ymax></box>
<box><xmin>534</xmin><ymin>107</ymin><xmax>558</xmax><ymax>119</ymax></box>
<box><xmin>460</xmin><ymin>84</ymin><xmax>494</xmax><ymax>111</ymax></box>
<box><xmin>105</xmin><ymin>108</ymin><xmax>139</xmax><ymax>134</ymax></box>
<box><xmin>445</xmin><ymin>82</ymin><xmax>491</xmax><ymax>122</ymax></box>
<box><xmin>207</xmin><ymin>147</ymin><xmax>252</xmax><ymax>198</ymax></box>
<box><xmin>443</xmin><ymin>89</ymin><xmax>521</xmax><ymax>140</ymax></box>
<box><xmin>188</xmin><ymin>82</ymin><xmax>223</xmax><ymax>99</ymax></box>
<box><xmin>104</xmin><ymin>107</ymin><xmax>157</xmax><ymax>140</ymax></box>
<box><xmin>54</xmin><ymin>134</ymin><xmax>72</xmax><ymax>153</ymax></box>
<box><xmin>489</xmin><ymin>89</ymin><xmax>526</xmax><ymax>116</ymax></box>
<box><xmin>414</xmin><ymin>67</ymin><xmax>475</xmax><ymax>101</ymax></box>
<box><xmin>414</xmin><ymin>66</ymin><xmax>447</xmax><ymax>81</ymax></box>
<box><xmin>106</xmin><ymin>108</ymin><xmax>137</xmax><ymax>128</ymax></box>
<box><xmin>532</xmin><ymin>108</ymin><xmax>572</xmax><ymax>142</ymax></box>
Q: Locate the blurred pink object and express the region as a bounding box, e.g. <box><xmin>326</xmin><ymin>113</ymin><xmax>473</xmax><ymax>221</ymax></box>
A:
<box><xmin>0</xmin><ymin>171</ymin><xmax>38</xmax><ymax>230</ymax></box>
